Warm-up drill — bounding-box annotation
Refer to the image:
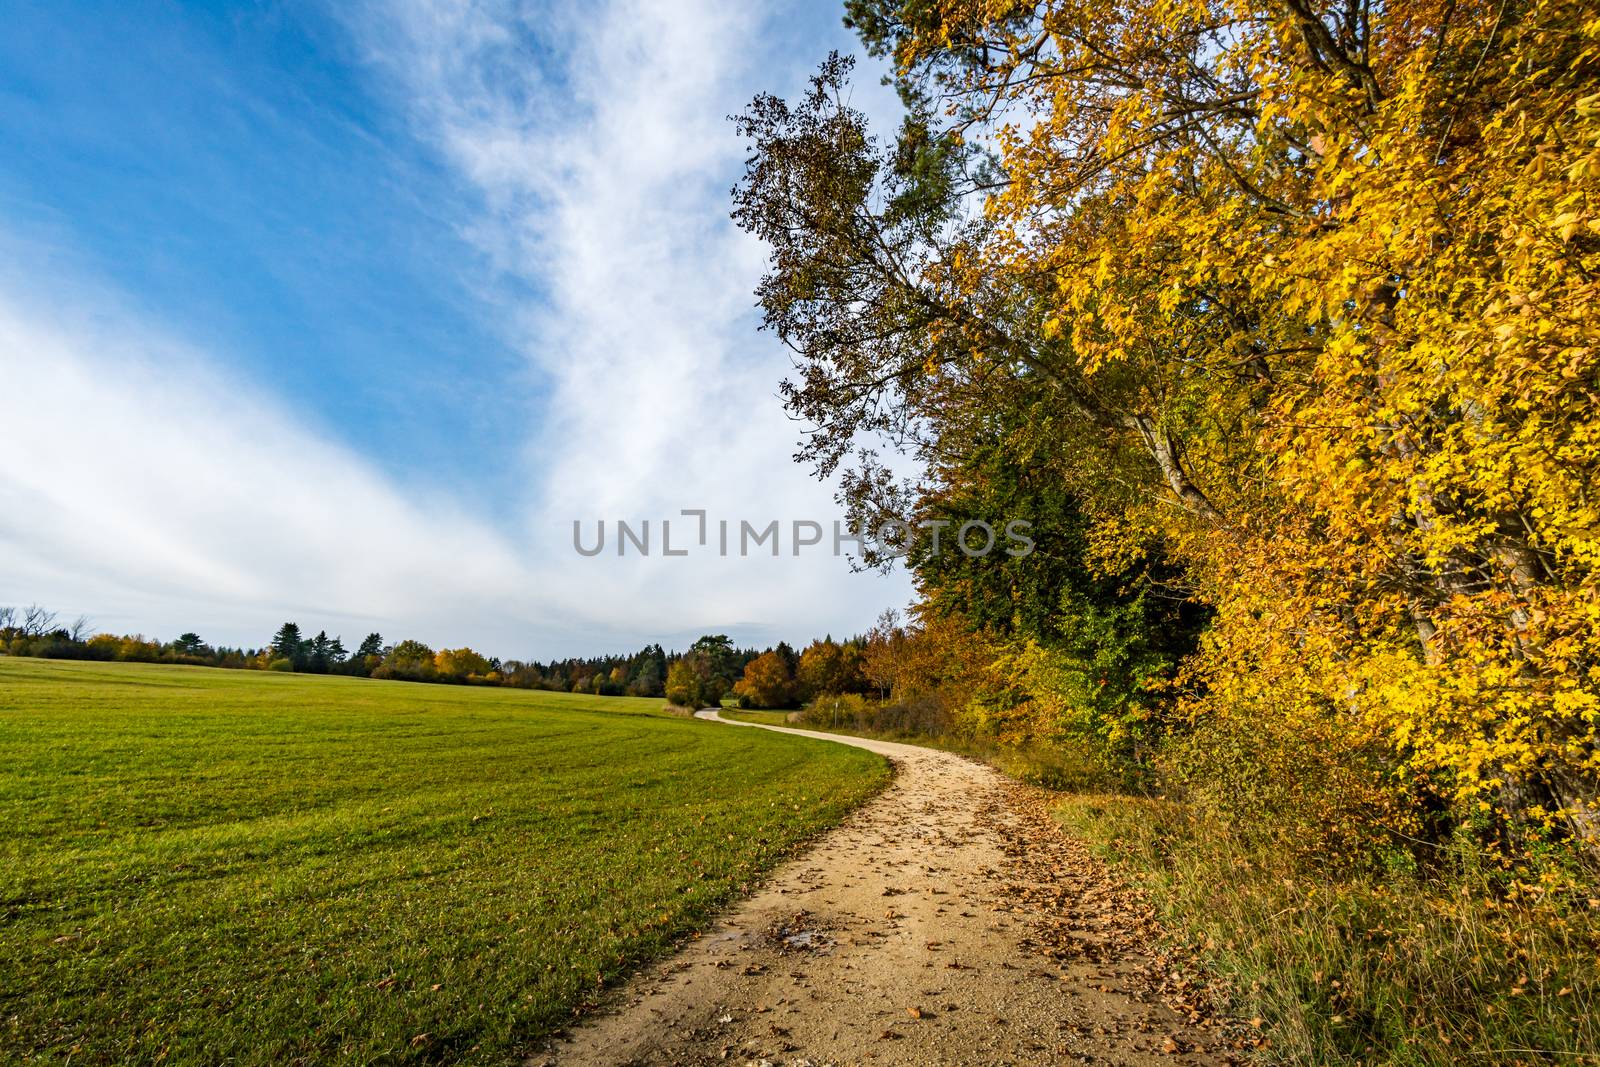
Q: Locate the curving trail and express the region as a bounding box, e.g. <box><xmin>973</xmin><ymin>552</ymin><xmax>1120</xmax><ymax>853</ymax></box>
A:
<box><xmin>534</xmin><ymin>711</ymin><xmax>1235</xmax><ymax>1067</ymax></box>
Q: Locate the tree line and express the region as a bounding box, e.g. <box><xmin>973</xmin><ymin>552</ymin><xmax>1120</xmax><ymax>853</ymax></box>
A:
<box><xmin>0</xmin><ymin>604</ymin><xmax>875</xmax><ymax>704</ymax></box>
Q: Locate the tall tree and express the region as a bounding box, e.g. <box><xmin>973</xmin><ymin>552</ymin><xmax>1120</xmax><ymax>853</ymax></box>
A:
<box><xmin>736</xmin><ymin>0</ymin><xmax>1600</xmax><ymax>854</ymax></box>
<box><xmin>688</xmin><ymin>635</ymin><xmax>739</xmax><ymax>690</ymax></box>
<box><xmin>269</xmin><ymin>623</ymin><xmax>306</xmax><ymax>670</ymax></box>
<box><xmin>734</xmin><ymin>650</ymin><xmax>799</xmax><ymax>709</ymax></box>
<box><xmin>307</xmin><ymin>630</ymin><xmax>342</xmax><ymax>673</ymax></box>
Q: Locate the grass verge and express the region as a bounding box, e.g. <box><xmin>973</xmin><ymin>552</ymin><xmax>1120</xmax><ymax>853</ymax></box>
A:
<box><xmin>0</xmin><ymin>659</ymin><xmax>888</xmax><ymax>1065</ymax></box>
<box><xmin>1053</xmin><ymin>794</ymin><xmax>1600</xmax><ymax>1065</ymax></box>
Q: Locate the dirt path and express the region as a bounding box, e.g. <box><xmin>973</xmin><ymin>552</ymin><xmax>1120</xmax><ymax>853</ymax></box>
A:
<box><xmin>535</xmin><ymin>713</ymin><xmax>1237</xmax><ymax>1067</ymax></box>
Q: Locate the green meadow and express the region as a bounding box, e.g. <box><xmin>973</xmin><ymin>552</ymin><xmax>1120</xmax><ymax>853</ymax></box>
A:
<box><xmin>0</xmin><ymin>659</ymin><xmax>887</xmax><ymax>1064</ymax></box>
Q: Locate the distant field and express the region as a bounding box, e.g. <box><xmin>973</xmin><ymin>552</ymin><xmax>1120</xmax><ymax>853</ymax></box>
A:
<box><xmin>0</xmin><ymin>659</ymin><xmax>887</xmax><ymax>1065</ymax></box>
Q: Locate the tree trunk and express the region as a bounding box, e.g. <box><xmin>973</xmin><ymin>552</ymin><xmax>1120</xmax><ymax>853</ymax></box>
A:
<box><xmin>1124</xmin><ymin>414</ymin><xmax>1224</xmax><ymax>522</ymax></box>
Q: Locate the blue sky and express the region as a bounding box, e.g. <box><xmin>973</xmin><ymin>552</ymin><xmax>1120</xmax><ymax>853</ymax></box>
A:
<box><xmin>1</xmin><ymin>1</ymin><xmax>531</xmax><ymax>496</ymax></box>
<box><xmin>0</xmin><ymin>0</ymin><xmax>912</xmax><ymax>657</ymax></box>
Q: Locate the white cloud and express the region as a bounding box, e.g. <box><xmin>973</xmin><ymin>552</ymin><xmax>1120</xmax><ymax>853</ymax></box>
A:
<box><xmin>0</xmin><ymin>0</ymin><xmax>913</xmax><ymax>657</ymax></box>
<box><xmin>342</xmin><ymin>0</ymin><xmax>913</xmax><ymax>643</ymax></box>
<box><xmin>0</xmin><ymin>292</ymin><xmax>575</xmax><ymax>651</ymax></box>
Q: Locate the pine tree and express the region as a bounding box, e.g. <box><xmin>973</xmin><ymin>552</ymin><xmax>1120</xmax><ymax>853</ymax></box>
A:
<box><xmin>308</xmin><ymin>630</ymin><xmax>343</xmax><ymax>673</ymax></box>
<box><xmin>269</xmin><ymin>623</ymin><xmax>306</xmax><ymax>669</ymax></box>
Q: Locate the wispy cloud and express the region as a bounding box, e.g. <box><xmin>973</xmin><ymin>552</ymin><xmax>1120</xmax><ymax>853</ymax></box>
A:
<box><xmin>0</xmin><ymin>287</ymin><xmax>569</xmax><ymax>649</ymax></box>
<box><xmin>0</xmin><ymin>0</ymin><xmax>911</xmax><ymax>656</ymax></box>
<box><xmin>343</xmin><ymin>0</ymin><xmax>912</xmax><ymax>639</ymax></box>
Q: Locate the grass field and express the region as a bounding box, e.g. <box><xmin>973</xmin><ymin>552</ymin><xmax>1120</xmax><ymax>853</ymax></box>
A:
<box><xmin>0</xmin><ymin>659</ymin><xmax>888</xmax><ymax>1065</ymax></box>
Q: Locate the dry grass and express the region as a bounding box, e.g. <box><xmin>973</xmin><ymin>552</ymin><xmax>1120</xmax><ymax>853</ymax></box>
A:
<box><xmin>1053</xmin><ymin>795</ymin><xmax>1600</xmax><ymax>1065</ymax></box>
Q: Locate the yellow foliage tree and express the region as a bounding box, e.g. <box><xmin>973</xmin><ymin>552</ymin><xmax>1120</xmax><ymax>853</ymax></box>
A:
<box><xmin>743</xmin><ymin>0</ymin><xmax>1600</xmax><ymax>862</ymax></box>
<box><xmin>433</xmin><ymin>647</ymin><xmax>491</xmax><ymax>682</ymax></box>
<box><xmin>733</xmin><ymin>650</ymin><xmax>799</xmax><ymax>709</ymax></box>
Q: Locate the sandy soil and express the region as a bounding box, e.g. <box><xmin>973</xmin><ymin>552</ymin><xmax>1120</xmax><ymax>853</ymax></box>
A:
<box><xmin>532</xmin><ymin>713</ymin><xmax>1240</xmax><ymax>1067</ymax></box>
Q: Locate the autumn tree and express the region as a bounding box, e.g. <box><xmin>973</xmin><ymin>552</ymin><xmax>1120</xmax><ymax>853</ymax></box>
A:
<box><xmin>734</xmin><ymin>650</ymin><xmax>799</xmax><ymax>709</ymax></box>
<box><xmin>796</xmin><ymin>638</ymin><xmax>867</xmax><ymax>700</ymax></box>
<box><xmin>374</xmin><ymin>640</ymin><xmax>437</xmax><ymax>682</ymax></box>
<box><xmin>434</xmin><ymin>647</ymin><xmax>491</xmax><ymax>682</ymax></box>
<box><xmin>666</xmin><ymin>650</ymin><xmax>726</xmax><ymax>709</ymax></box>
<box><xmin>738</xmin><ymin>0</ymin><xmax>1600</xmax><ymax>859</ymax></box>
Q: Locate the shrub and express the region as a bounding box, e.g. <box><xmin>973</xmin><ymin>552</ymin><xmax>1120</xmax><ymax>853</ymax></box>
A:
<box><xmin>1164</xmin><ymin>692</ymin><xmax>1416</xmax><ymax>873</ymax></box>
<box><xmin>866</xmin><ymin>696</ymin><xmax>950</xmax><ymax>735</ymax></box>
<box><xmin>800</xmin><ymin>692</ymin><xmax>868</xmax><ymax>729</ymax></box>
